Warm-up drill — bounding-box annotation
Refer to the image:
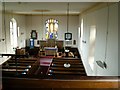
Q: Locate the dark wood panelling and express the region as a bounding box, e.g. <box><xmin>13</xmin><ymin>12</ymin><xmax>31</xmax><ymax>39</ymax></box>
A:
<box><xmin>2</xmin><ymin>77</ymin><xmax>119</xmax><ymax>89</ymax></box>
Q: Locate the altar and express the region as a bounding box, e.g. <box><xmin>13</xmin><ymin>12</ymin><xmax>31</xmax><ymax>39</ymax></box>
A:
<box><xmin>44</xmin><ymin>47</ymin><xmax>58</xmax><ymax>56</ymax></box>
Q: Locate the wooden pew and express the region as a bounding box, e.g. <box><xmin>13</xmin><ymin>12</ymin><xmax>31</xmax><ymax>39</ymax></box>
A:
<box><xmin>1</xmin><ymin>55</ymin><xmax>119</xmax><ymax>89</ymax></box>
<box><xmin>47</xmin><ymin>57</ymin><xmax>86</xmax><ymax>76</ymax></box>
<box><xmin>2</xmin><ymin>65</ymin><xmax>31</xmax><ymax>69</ymax></box>
<box><xmin>2</xmin><ymin>76</ymin><xmax>119</xmax><ymax>89</ymax></box>
<box><xmin>2</xmin><ymin>57</ymin><xmax>39</xmax><ymax>77</ymax></box>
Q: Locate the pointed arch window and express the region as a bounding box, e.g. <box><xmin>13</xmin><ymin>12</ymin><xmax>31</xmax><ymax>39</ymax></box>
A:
<box><xmin>45</xmin><ymin>18</ymin><xmax>58</xmax><ymax>39</ymax></box>
<box><xmin>10</xmin><ymin>18</ymin><xmax>18</xmax><ymax>53</ymax></box>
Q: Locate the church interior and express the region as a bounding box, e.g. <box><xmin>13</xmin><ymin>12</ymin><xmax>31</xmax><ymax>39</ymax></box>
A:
<box><xmin>0</xmin><ymin>1</ymin><xmax>119</xmax><ymax>90</ymax></box>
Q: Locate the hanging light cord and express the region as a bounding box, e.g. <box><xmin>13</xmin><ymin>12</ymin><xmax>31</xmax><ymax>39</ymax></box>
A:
<box><xmin>105</xmin><ymin>3</ymin><xmax>109</xmax><ymax>61</ymax></box>
<box><xmin>3</xmin><ymin>1</ymin><xmax>7</xmax><ymax>53</ymax></box>
<box><xmin>67</xmin><ymin>3</ymin><xmax>69</xmax><ymax>33</ymax></box>
<box><xmin>11</xmin><ymin>10</ymin><xmax>13</xmax><ymax>18</ymax></box>
<box><xmin>42</xmin><ymin>10</ymin><xmax>43</xmax><ymax>27</ymax></box>
<box><xmin>42</xmin><ymin>10</ymin><xmax>44</xmax><ymax>39</ymax></box>
<box><xmin>31</xmin><ymin>14</ymin><xmax>32</xmax><ymax>30</ymax></box>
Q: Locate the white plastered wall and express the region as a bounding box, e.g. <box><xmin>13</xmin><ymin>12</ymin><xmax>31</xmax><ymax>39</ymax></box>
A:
<box><xmin>3</xmin><ymin>14</ymin><xmax>79</xmax><ymax>53</ymax></box>
<box><xmin>26</xmin><ymin>15</ymin><xmax>79</xmax><ymax>47</ymax></box>
<box><xmin>0</xmin><ymin>1</ymin><xmax>2</xmax><ymax>53</ymax></box>
<box><xmin>79</xmin><ymin>3</ymin><xmax>118</xmax><ymax>76</ymax></box>
<box><xmin>2</xmin><ymin>13</ymin><xmax>26</xmax><ymax>53</ymax></box>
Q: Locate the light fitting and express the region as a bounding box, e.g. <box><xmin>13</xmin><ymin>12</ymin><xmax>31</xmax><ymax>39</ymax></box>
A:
<box><xmin>32</xmin><ymin>9</ymin><xmax>50</xmax><ymax>12</ymax></box>
<box><xmin>67</xmin><ymin>3</ymin><xmax>69</xmax><ymax>33</ymax></box>
<box><xmin>64</xmin><ymin>63</ymin><xmax>71</xmax><ymax>68</ymax></box>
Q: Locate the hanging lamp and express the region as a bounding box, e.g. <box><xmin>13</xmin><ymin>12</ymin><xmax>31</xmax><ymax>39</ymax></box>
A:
<box><xmin>31</xmin><ymin>14</ymin><xmax>37</xmax><ymax>39</ymax></box>
<box><xmin>65</xmin><ymin>3</ymin><xmax>72</xmax><ymax>41</ymax></box>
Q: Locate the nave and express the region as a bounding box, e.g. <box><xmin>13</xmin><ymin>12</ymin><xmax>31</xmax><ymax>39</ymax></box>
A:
<box><xmin>1</xmin><ymin>47</ymin><xmax>86</xmax><ymax>78</ymax></box>
<box><xmin>1</xmin><ymin>48</ymin><xmax>119</xmax><ymax>89</ymax></box>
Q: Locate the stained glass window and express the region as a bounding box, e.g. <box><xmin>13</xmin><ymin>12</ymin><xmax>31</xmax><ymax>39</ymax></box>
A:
<box><xmin>45</xmin><ymin>18</ymin><xmax>58</xmax><ymax>39</ymax></box>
